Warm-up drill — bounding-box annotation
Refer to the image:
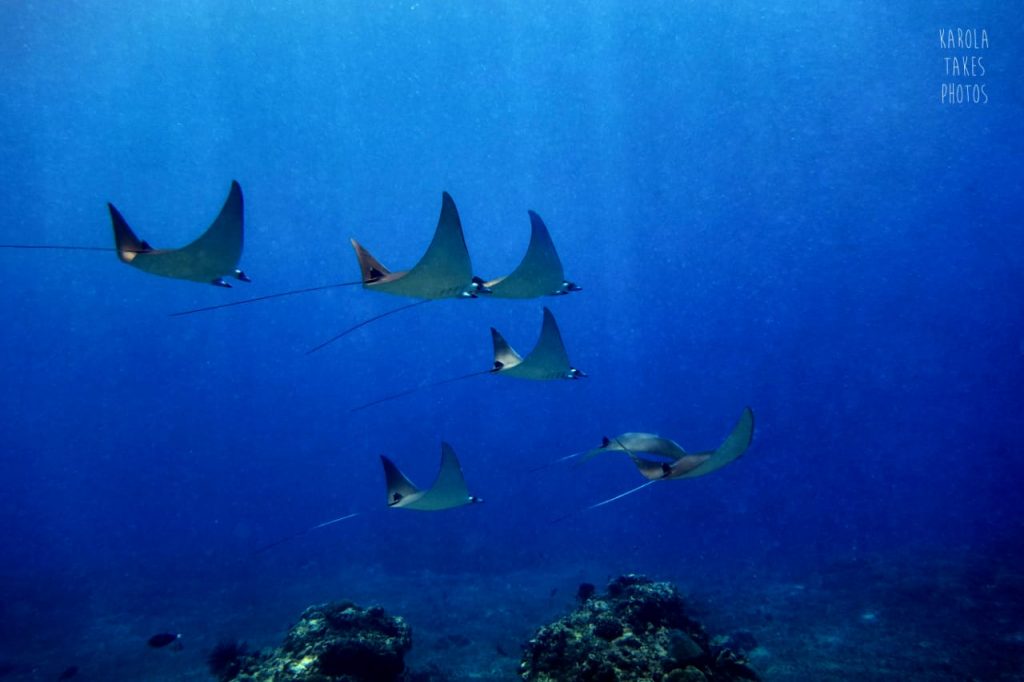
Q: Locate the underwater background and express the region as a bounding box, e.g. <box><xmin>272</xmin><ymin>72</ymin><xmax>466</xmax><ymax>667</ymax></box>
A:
<box><xmin>1</xmin><ymin>1</ymin><xmax>1022</xmax><ymax>680</ymax></box>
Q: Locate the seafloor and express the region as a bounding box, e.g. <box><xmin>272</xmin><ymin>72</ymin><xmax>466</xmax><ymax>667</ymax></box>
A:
<box><xmin>1</xmin><ymin>546</ymin><xmax>1021</xmax><ymax>681</ymax></box>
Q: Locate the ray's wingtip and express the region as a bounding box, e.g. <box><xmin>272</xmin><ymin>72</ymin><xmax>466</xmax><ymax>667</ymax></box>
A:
<box><xmin>226</xmin><ymin>179</ymin><xmax>244</xmax><ymax>205</ymax></box>
<box><xmin>527</xmin><ymin>210</ymin><xmax>549</xmax><ymax>230</ymax></box>
<box><xmin>742</xmin><ymin>405</ymin><xmax>755</xmax><ymax>425</ymax></box>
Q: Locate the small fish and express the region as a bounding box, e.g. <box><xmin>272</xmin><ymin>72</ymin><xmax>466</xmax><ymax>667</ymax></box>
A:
<box><xmin>57</xmin><ymin>666</ymin><xmax>78</xmax><ymax>680</ymax></box>
<box><xmin>147</xmin><ymin>632</ymin><xmax>182</xmax><ymax>649</ymax></box>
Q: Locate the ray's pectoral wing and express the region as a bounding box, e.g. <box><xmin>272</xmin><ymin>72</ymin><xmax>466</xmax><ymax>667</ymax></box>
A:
<box><xmin>350</xmin><ymin>238</ymin><xmax>393</xmax><ymax>283</ymax></box>
<box><xmin>527</xmin><ymin>307</ymin><xmax>573</xmax><ymax>370</ymax></box>
<box><xmin>381</xmin><ymin>455</ymin><xmax>422</xmax><ymax>507</ymax></box>
<box><xmin>575</xmin><ymin>434</ymin><xmax>644</xmax><ymax>466</ymax></box>
<box><xmin>628</xmin><ymin>453</ymin><xmax>676</xmax><ymax>481</ymax></box>
<box><xmin>576</xmin><ymin>433</ymin><xmax>686</xmax><ymax>469</ymax></box>
<box><xmin>413</xmin><ymin>443</ymin><xmax>475</xmax><ymax>510</ymax></box>
<box><xmin>490</xmin><ymin>327</ymin><xmax>523</xmax><ymax>371</ymax></box>
<box><xmin>357</xmin><ymin>192</ymin><xmax>475</xmax><ymax>299</ymax></box>
<box><xmin>109</xmin><ymin>204</ymin><xmax>152</xmax><ymax>263</ymax></box>
<box><xmin>665</xmin><ymin>453</ymin><xmax>712</xmax><ymax>478</ymax></box>
<box><xmin>678</xmin><ymin>407</ymin><xmax>755</xmax><ymax>479</ymax></box>
<box><xmin>617</xmin><ymin>433</ymin><xmax>687</xmax><ymax>460</ymax></box>
<box><xmin>487</xmin><ymin>211</ymin><xmax>567</xmax><ymax>298</ymax></box>
<box><xmin>175</xmin><ymin>180</ymin><xmax>244</xmax><ymax>276</ymax></box>
<box><xmin>574</xmin><ymin>444</ymin><xmax>618</xmax><ymax>466</ymax></box>
<box><xmin>603</xmin><ymin>435</ymin><xmax>675</xmax><ymax>480</ymax></box>
<box><xmin>109</xmin><ymin>180</ymin><xmax>245</xmax><ymax>284</ymax></box>
<box><xmin>499</xmin><ymin>307</ymin><xmax>577</xmax><ymax>380</ymax></box>
<box><xmin>408</xmin><ymin>193</ymin><xmax>471</xmax><ymax>280</ymax></box>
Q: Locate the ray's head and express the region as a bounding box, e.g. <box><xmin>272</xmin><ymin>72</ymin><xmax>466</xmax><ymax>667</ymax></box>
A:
<box><xmin>466</xmin><ymin>276</ymin><xmax>492</xmax><ymax>297</ymax></box>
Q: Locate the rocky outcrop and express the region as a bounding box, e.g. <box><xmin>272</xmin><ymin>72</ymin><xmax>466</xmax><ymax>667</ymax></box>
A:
<box><xmin>220</xmin><ymin>601</ymin><xmax>412</xmax><ymax>682</ymax></box>
<box><xmin>521</xmin><ymin>574</ymin><xmax>759</xmax><ymax>682</ymax></box>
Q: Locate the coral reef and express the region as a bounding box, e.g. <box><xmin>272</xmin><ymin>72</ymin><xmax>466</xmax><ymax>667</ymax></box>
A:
<box><xmin>576</xmin><ymin>582</ymin><xmax>597</xmax><ymax>603</ymax></box>
<box><xmin>221</xmin><ymin>601</ymin><xmax>412</xmax><ymax>681</ymax></box>
<box><xmin>207</xmin><ymin>639</ymin><xmax>250</xmax><ymax>681</ymax></box>
<box><xmin>520</xmin><ymin>574</ymin><xmax>759</xmax><ymax>682</ymax></box>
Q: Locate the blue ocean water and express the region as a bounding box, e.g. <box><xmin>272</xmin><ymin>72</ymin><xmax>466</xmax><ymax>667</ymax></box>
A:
<box><xmin>1</xmin><ymin>2</ymin><xmax>1022</xmax><ymax>680</ymax></box>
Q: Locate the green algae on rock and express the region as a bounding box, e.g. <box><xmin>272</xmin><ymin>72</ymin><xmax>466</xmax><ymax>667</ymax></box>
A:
<box><xmin>221</xmin><ymin>601</ymin><xmax>412</xmax><ymax>682</ymax></box>
<box><xmin>520</xmin><ymin>574</ymin><xmax>759</xmax><ymax>682</ymax></box>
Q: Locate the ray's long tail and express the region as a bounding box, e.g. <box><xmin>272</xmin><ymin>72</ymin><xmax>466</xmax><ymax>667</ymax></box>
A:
<box><xmin>307</xmin><ymin>299</ymin><xmax>433</xmax><ymax>354</ymax></box>
<box><xmin>349</xmin><ymin>368</ymin><xmax>492</xmax><ymax>413</ymax></box>
<box><xmin>252</xmin><ymin>512</ymin><xmax>362</xmax><ymax>555</ymax></box>
<box><xmin>172</xmin><ymin>280</ymin><xmax>363</xmax><ymax>317</ymax></box>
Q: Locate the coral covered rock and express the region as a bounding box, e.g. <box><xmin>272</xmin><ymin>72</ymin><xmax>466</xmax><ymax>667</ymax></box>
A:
<box><xmin>520</xmin><ymin>575</ymin><xmax>759</xmax><ymax>682</ymax></box>
<box><xmin>223</xmin><ymin>601</ymin><xmax>412</xmax><ymax>681</ymax></box>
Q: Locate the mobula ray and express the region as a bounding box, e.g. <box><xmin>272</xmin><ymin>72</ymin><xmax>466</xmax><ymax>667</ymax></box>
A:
<box><xmin>174</xmin><ymin>190</ymin><xmax>485</xmax><ymax>325</ymax></box>
<box><xmin>485</xmin><ymin>211</ymin><xmax>580</xmax><ymax>298</ymax></box>
<box><xmin>172</xmin><ymin>197</ymin><xmax>581</xmax><ymax>349</ymax></box>
<box><xmin>578</xmin><ymin>407</ymin><xmax>756</xmax><ymax>510</ymax></box>
<box><xmin>350</xmin><ymin>306</ymin><xmax>585</xmax><ymax>412</ymax></box>
<box><xmin>381</xmin><ymin>442</ymin><xmax>482</xmax><ymax>511</ymax></box>
<box><xmin>1</xmin><ymin>180</ymin><xmax>250</xmax><ymax>288</ymax></box>
<box><xmin>253</xmin><ymin>441</ymin><xmax>482</xmax><ymax>553</ymax></box>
